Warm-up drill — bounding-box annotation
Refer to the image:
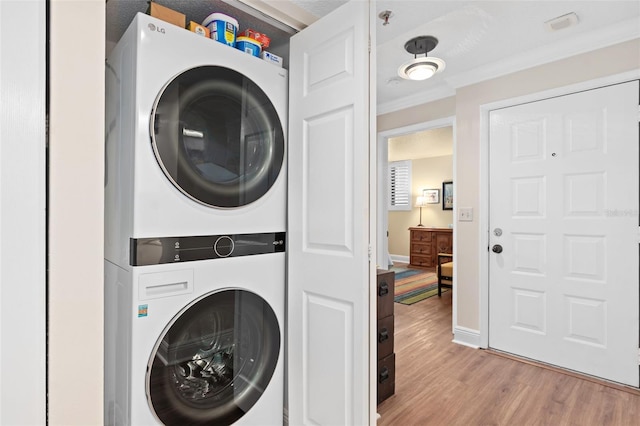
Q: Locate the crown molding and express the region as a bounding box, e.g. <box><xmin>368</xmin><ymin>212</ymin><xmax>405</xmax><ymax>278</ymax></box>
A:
<box><xmin>444</xmin><ymin>17</ymin><xmax>640</xmax><ymax>89</ymax></box>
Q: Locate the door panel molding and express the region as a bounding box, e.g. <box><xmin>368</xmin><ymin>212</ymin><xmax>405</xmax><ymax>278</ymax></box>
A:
<box><xmin>288</xmin><ymin>1</ymin><xmax>372</xmax><ymax>423</ymax></box>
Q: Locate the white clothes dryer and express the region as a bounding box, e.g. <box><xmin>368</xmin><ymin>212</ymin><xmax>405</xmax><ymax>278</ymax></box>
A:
<box><xmin>104</xmin><ymin>234</ymin><xmax>285</xmax><ymax>425</ymax></box>
<box><xmin>105</xmin><ymin>13</ymin><xmax>287</xmax><ymax>269</ymax></box>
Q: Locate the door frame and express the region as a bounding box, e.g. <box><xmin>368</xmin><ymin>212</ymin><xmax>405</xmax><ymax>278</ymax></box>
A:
<box><xmin>376</xmin><ymin>116</ymin><xmax>457</xmax><ymax>328</ymax></box>
<box><xmin>478</xmin><ymin>69</ymin><xmax>640</xmax><ymax>348</ymax></box>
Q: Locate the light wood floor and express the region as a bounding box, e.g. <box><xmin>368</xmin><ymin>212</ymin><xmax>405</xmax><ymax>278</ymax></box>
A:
<box><xmin>376</xmin><ymin>290</ymin><xmax>640</xmax><ymax>425</ymax></box>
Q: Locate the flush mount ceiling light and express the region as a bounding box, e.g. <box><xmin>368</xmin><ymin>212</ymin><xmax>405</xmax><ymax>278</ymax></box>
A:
<box><xmin>398</xmin><ymin>35</ymin><xmax>445</xmax><ymax>81</ymax></box>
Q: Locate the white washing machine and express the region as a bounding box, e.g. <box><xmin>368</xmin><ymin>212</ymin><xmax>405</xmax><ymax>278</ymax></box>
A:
<box><xmin>105</xmin><ymin>12</ymin><xmax>287</xmax><ymax>268</ymax></box>
<box><xmin>104</xmin><ymin>12</ymin><xmax>287</xmax><ymax>425</ymax></box>
<box><xmin>104</xmin><ymin>236</ymin><xmax>285</xmax><ymax>425</ymax></box>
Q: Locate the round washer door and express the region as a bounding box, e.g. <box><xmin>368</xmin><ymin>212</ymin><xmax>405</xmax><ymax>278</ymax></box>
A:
<box><xmin>151</xmin><ymin>66</ymin><xmax>285</xmax><ymax>208</ymax></box>
<box><xmin>147</xmin><ymin>289</ymin><xmax>281</xmax><ymax>425</ymax></box>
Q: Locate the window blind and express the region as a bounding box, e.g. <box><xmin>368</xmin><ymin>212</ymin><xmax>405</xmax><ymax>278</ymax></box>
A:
<box><xmin>388</xmin><ymin>160</ymin><xmax>411</xmax><ymax>211</ymax></box>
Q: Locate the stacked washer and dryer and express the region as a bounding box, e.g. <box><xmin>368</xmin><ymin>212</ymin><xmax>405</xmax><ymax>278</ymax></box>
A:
<box><xmin>104</xmin><ymin>13</ymin><xmax>287</xmax><ymax>425</ymax></box>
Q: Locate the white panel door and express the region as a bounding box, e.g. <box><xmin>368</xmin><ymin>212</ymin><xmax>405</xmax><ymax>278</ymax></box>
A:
<box><xmin>0</xmin><ymin>0</ymin><xmax>46</xmax><ymax>423</ymax></box>
<box><xmin>288</xmin><ymin>0</ymin><xmax>372</xmax><ymax>424</ymax></box>
<box><xmin>489</xmin><ymin>81</ymin><xmax>639</xmax><ymax>387</ymax></box>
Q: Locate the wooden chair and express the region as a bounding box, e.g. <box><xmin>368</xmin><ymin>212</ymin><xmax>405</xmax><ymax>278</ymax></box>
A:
<box><xmin>436</xmin><ymin>253</ymin><xmax>453</xmax><ymax>296</ymax></box>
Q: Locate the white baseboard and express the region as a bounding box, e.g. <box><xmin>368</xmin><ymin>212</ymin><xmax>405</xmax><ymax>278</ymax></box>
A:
<box><xmin>390</xmin><ymin>254</ymin><xmax>409</xmax><ymax>264</ymax></box>
<box><xmin>452</xmin><ymin>326</ymin><xmax>481</xmax><ymax>349</ymax></box>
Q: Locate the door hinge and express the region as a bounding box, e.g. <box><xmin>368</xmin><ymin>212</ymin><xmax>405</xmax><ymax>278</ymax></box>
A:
<box><xmin>368</xmin><ymin>35</ymin><xmax>371</xmax><ymax>53</ymax></box>
<box><xmin>637</xmin><ymin>347</ymin><xmax>640</xmax><ymax>365</ymax></box>
<box><xmin>368</xmin><ymin>244</ymin><xmax>372</xmax><ymax>261</ymax></box>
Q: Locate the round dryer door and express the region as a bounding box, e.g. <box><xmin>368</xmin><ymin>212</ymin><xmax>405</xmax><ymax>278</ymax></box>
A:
<box><xmin>151</xmin><ymin>66</ymin><xmax>285</xmax><ymax>208</ymax></box>
<box><xmin>147</xmin><ymin>289</ymin><xmax>281</xmax><ymax>425</ymax></box>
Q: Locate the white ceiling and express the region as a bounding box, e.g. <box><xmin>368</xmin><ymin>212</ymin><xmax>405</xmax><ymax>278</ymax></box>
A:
<box><xmin>106</xmin><ymin>1</ymin><xmax>640</xmax><ymax>114</ymax></box>
<box><xmin>292</xmin><ymin>0</ymin><xmax>640</xmax><ymax>113</ymax></box>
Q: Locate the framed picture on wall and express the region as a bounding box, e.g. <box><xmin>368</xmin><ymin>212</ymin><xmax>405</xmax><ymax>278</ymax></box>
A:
<box><xmin>442</xmin><ymin>181</ymin><xmax>453</xmax><ymax>210</ymax></box>
<box><xmin>423</xmin><ymin>188</ymin><xmax>439</xmax><ymax>204</ymax></box>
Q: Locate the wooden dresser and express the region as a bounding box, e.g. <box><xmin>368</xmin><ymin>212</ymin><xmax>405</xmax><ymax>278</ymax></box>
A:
<box><xmin>376</xmin><ymin>269</ymin><xmax>395</xmax><ymax>404</ymax></box>
<box><xmin>409</xmin><ymin>227</ymin><xmax>453</xmax><ymax>268</ymax></box>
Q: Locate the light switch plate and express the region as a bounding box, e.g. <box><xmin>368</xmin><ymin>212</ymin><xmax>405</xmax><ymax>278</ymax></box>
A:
<box><xmin>459</xmin><ymin>207</ymin><xmax>473</xmax><ymax>222</ymax></box>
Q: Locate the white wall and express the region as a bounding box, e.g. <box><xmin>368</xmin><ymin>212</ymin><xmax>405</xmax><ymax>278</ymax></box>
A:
<box><xmin>49</xmin><ymin>0</ymin><xmax>105</xmax><ymax>423</ymax></box>
<box><xmin>0</xmin><ymin>1</ymin><xmax>46</xmax><ymax>424</ymax></box>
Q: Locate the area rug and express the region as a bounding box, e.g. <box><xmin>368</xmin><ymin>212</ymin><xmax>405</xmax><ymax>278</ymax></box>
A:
<box><xmin>393</xmin><ymin>271</ymin><xmax>448</xmax><ymax>305</ymax></box>
<box><xmin>390</xmin><ymin>266</ymin><xmax>422</xmax><ymax>280</ymax></box>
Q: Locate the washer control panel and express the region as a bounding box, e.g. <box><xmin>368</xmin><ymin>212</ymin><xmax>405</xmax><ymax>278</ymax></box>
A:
<box><xmin>130</xmin><ymin>232</ymin><xmax>286</xmax><ymax>266</ymax></box>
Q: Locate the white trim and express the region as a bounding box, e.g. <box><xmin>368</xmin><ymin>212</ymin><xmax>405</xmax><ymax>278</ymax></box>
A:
<box><xmin>377</xmin><ymin>85</ymin><xmax>455</xmax><ymax>115</ymax></box>
<box><xmin>479</xmin><ymin>69</ymin><xmax>640</xmax><ymax>350</ymax></box>
<box><xmin>376</xmin><ymin>129</ymin><xmax>389</xmax><ymax>270</ymax></box>
<box><xmin>479</xmin><ymin>99</ymin><xmax>491</xmax><ymax>349</ymax></box>
<box><xmin>368</xmin><ymin>3</ymin><xmax>377</xmax><ymax>422</ymax></box>
<box><xmin>389</xmin><ymin>254</ymin><xmax>409</xmax><ymax>265</ymax></box>
<box><xmin>446</xmin><ymin>18</ymin><xmax>640</xmax><ymax>89</ymax></box>
<box><xmin>453</xmin><ymin>326</ymin><xmax>481</xmax><ymax>349</ymax></box>
<box><xmin>378</xmin><ymin>116</ymin><xmax>460</xmax><ymax>339</ymax></box>
<box><xmin>451</xmin><ymin>123</ymin><xmax>458</xmax><ymax>334</ymax></box>
<box><xmin>376</xmin><ymin>117</ymin><xmax>455</xmax><ymax>270</ymax></box>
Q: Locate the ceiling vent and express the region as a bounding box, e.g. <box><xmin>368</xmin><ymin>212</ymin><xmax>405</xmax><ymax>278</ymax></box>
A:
<box><xmin>545</xmin><ymin>12</ymin><xmax>579</xmax><ymax>32</ymax></box>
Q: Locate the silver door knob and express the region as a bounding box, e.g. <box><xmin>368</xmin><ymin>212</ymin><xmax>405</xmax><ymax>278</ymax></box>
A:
<box><xmin>492</xmin><ymin>244</ymin><xmax>503</xmax><ymax>253</ymax></box>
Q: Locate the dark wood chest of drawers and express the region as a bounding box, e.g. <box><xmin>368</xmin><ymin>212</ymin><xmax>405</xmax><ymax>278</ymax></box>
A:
<box><xmin>376</xmin><ymin>269</ymin><xmax>395</xmax><ymax>404</ymax></box>
<box><xmin>409</xmin><ymin>227</ymin><xmax>453</xmax><ymax>268</ymax></box>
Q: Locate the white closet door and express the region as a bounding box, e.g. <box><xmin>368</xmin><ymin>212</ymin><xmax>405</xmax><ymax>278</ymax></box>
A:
<box><xmin>287</xmin><ymin>0</ymin><xmax>373</xmax><ymax>424</ymax></box>
<box><xmin>0</xmin><ymin>0</ymin><xmax>46</xmax><ymax>423</ymax></box>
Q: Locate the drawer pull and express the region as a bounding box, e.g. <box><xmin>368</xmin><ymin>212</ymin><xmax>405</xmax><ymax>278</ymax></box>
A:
<box><xmin>378</xmin><ymin>282</ymin><xmax>389</xmax><ymax>296</ymax></box>
<box><xmin>379</xmin><ymin>367</ymin><xmax>389</xmax><ymax>383</ymax></box>
<box><xmin>378</xmin><ymin>329</ymin><xmax>389</xmax><ymax>343</ymax></box>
